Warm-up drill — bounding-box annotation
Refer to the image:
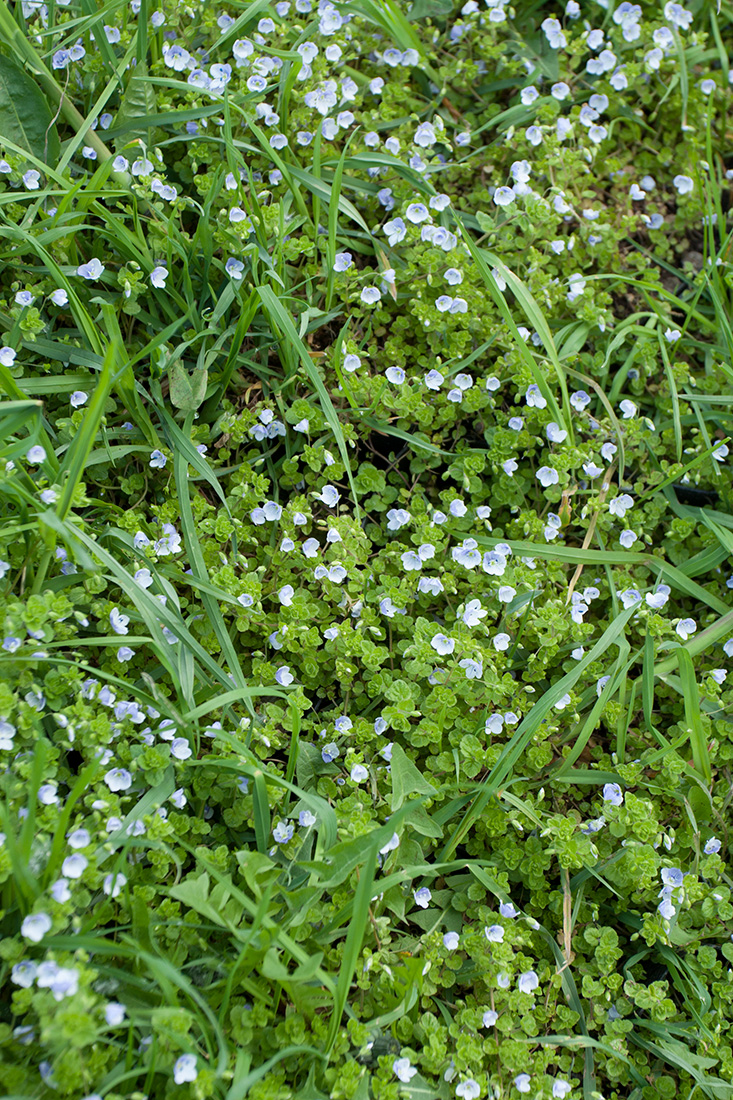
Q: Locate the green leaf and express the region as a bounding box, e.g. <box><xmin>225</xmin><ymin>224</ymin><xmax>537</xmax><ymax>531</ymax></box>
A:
<box><xmin>398</xmin><ymin>1072</ymin><xmax>450</xmax><ymax>1100</ymax></box>
<box><xmin>168</xmin><ymin>361</ymin><xmax>208</xmax><ymax>412</ymax></box>
<box><xmin>115</xmin><ymin>61</ymin><xmax>158</xmax><ymax>145</ymax></box>
<box><xmin>390</xmin><ymin>743</ymin><xmax>437</xmax><ymax>810</ymax></box>
<box><xmin>0</xmin><ymin>54</ymin><xmax>59</xmax><ymax>166</ymax></box>
<box><xmin>407</xmin><ymin>0</ymin><xmax>453</xmax><ymax>17</ymax></box>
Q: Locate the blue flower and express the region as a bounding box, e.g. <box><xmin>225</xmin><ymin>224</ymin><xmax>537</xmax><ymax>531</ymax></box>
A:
<box><xmin>321</xmin><ymin>742</ymin><xmax>339</xmax><ymax>764</ymax></box>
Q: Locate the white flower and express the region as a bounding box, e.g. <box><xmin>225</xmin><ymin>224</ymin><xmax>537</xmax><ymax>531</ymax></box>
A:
<box><xmin>603</xmin><ymin>782</ymin><xmax>623</xmax><ymax>805</ymax></box>
<box><xmin>104</xmin><ymin>768</ymin><xmax>132</xmax><ymax>792</ymax></box>
<box><xmin>463</xmin><ymin>599</ymin><xmax>487</xmax><ymax>627</ymax></box>
<box><xmin>608</xmin><ymin>493</ymin><xmax>634</xmax><ymax>518</ymax></box>
<box><xmin>21</xmin><ymin>912</ymin><xmax>52</xmax><ymax>942</ymax></box>
<box><xmin>645</xmin><ymin>585</ymin><xmax>671</xmax><ymax>609</ymax></box>
<box><xmin>405</xmin><ymin>202</ymin><xmax>430</xmax><ymax>224</ymax></box>
<box><xmin>380</xmin><ymin>831</ymin><xmax>400</xmax><ymax>855</ymax></box>
<box><xmin>150</xmin><ymin>266</ymin><xmax>168</xmax><ymax>288</ymax></box>
<box><xmin>676</xmin><ymin>617</ymin><xmax>697</xmax><ymax>640</ymax></box>
<box><xmin>619</xmin><ymin>399</ymin><xmax>637</xmax><ymax>418</ymax></box>
<box><xmin>173</xmin><ymin>1054</ymin><xmax>198</xmax><ymax>1085</ymax></box>
<box><xmin>673</xmin><ymin>174</ymin><xmax>694</xmax><ymax>195</ymax></box>
<box><xmin>432</xmin><ymin>633</ymin><xmax>455</xmax><ymax>655</ymax></box>
<box><xmin>664</xmin><ymin>2</ymin><xmax>693</xmax><ymax>30</ymax></box>
<box><xmin>547</xmin><ymin>422</ymin><xmax>568</xmax><ymax>443</ymax></box>
<box><xmin>443</xmin><ymin>931</ymin><xmax>460</xmax><ymax>950</ymax></box>
<box><xmin>414</xmin><ymin>887</ymin><xmax>432</xmax><ymax>908</ymax></box>
<box><xmin>517</xmin><ymin>970</ymin><xmax>539</xmax><ymax>994</ymax></box>
<box><xmin>273</xmin><ymin>821</ymin><xmax>294</xmax><ymax>843</ymax></box>
<box><xmin>278</xmin><ymin>584</ymin><xmax>294</xmax><ymax>606</ymax></box>
<box><xmin>515</xmin><ymin>1076</ymin><xmax>532</xmax><ymax>1095</ymax></box>
<box><xmin>537</xmin><ymin>466</ymin><xmax>559</xmax><ymax>487</ymax></box>
<box><xmin>567</xmin><ymin>273</ymin><xmax>586</xmax><ymax>301</ymax></box>
<box><xmin>525</xmin><ymin>384</ymin><xmax>547</xmax><ymax>409</ymax></box>
<box><xmin>493</xmin><ymin>186</ymin><xmax>516</xmax><ymax>207</ymax></box>
<box><xmin>394</xmin><ymin>1058</ymin><xmax>418</xmax><ymax>1083</ymax></box>
<box><xmin>149</xmin><ymin>449</ymin><xmax>167</xmax><ymax>469</ymax></box>
<box><xmin>77</xmin><ymin>258</ymin><xmax>105</xmax><ymax>280</ymax></box>
<box><xmin>665</xmin><ymin>328</ymin><xmax>681</xmax><ymax>342</ymax></box>
<box><xmin>226</xmin><ymin>258</ymin><xmax>244</xmax><ymax>280</ymax></box>
<box><xmin>456</xmin><ymin>1079</ymin><xmax>481</xmax><ymax>1100</ymax></box>
<box><xmin>109</xmin><ymin>608</ymin><xmax>130</xmax><ymax>635</ymax></box>
<box><xmin>493</xmin><ymin>633</ymin><xmax>511</xmax><ymax>652</ymax></box>
<box><xmin>62</xmin><ymin>853</ymin><xmax>88</xmax><ymax>879</ymax></box>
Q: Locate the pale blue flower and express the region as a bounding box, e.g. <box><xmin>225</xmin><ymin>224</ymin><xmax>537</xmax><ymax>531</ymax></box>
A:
<box><xmin>62</xmin><ymin>853</ymin><xmax>87</xmax><ymax>879</ymax></box>
<box><xmin>493</xmin><ymin>185</ymin><xmax>516</xmax><ymax>207</ymax></box>
<box><xmin>676</xmin><ymin>617</ymin><xmax>697</xmax><ymax>640</ymax></box>
<box><xmin>537</xmin><ymin>466</ymin><xmax>559</xmax><ymax>487</ymax></box>
<box><xmin>603</xmin><ymin>782</ymin><xmax>623</xmax><ymax>805</ymax></box>
<box><xmin>105</xmin><ymin>768</ymin><xmax>132</xmax><ymax>792</ymax></box>
<box><xmin>173</xmin><ymin>1054</ymin><xmax>198</xmax><ymax>1085</ymax></box>
<box><xmin>150</xmin><ymin>266</ymin><xmax>168</xmax><ymax>289</ymax></box>
<box><xmin>11</xmin><ymin>960</ymin><xmax>38</xmax><ymax>987</ymax></box>
<box><xmin>21</xmin><ymin>912</ymin><xmax>52</xmax><ymax>942</ymax></box>
<box><xmin>317</xmin><ymin>484</ymin><xmax>340</xmax><ymax>507</ymax></box>
<box><xmin>661</xmin><ymin>867</ymin><xmax>684</xmax><ymax>888</ymax></box>
<box><xmin>517</xmin><ymin>970</ymin><xmax>539</xmax><ymax>994</ymax></box>
<box><xmin>431</xmin><ymin>633</ymin><xmax>455</xmax><ymax>655</ymax></box>
<box><xmin>273</xmin><ymin>821</ymin><xmax>294</xmax><ymax>843</ymax></box>
<box><xmin>405</xmin><ymin>202</ymin><xmax>430</xmax><ymax>224</ymax></box>
<box><xmin>149</xmin><ymin>450</ymin><xmax>167</xmax><ymax>469</ymax></box>
<box><xmin>109</xmin><ymin>608</ymin><xmax>130</xmax><ymax>635</ymax></box>
<box><xmin>443</xmin><ymin>931</ymin><xmax>460</xmax><ymax>950</ymax></box>
<box><xmin>225</xmin><ymin>258</ymin><xmax>244</xmax><ymax>279</ymax></box>
<box><xmin>456</xmin><ymin>1081</ymin><xmax>481</xmax><ymax>1100</ymax></box>
<box><xmin>394</xmin><ymin>1058</ymin><xmax>418</xmax><ymax>1083</ymax></box>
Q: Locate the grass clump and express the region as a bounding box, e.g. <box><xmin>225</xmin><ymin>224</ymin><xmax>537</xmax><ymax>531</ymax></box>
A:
<box><xmin>1</xmin><ymin>1</ymin><xmax>733</xmax><ymax>1099</ymax></box>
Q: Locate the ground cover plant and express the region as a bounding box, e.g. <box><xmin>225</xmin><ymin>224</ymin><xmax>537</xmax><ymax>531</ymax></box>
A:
<box><xmin>1</xmin><ymin>0</ymin><xmax>733</xmax><ymax>1097</ymax></box>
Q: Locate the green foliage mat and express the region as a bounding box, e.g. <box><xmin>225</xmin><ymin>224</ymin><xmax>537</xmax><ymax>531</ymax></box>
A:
<box><xmin>0</xmin><ymin>1</ymin><xmax>733</xmax><ymax>1098</ymax></box>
